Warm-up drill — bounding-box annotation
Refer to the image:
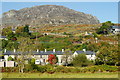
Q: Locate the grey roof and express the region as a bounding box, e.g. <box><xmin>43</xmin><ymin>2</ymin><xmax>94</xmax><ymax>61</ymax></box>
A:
<box><xmin>32</xmin><ymin>51</ymin><xmax>64</xmax><ymax>55</ymax></box>
<box><xmin>0</xmin><ymin>36</ymin><xmax>7</xmax><ymax>38</ymax></box>
<box><xmin>3</xmin><ymin>50</ymin><xmax>95</xmax><ymax>55</ymax></box>
<box><xmin>12</xmin><ymin>28</ymin><xmax>16</xmax><ymax>31</ymax></box>
<box><xmin>3</xmin><ymin>51</ymin><xmax>64</xmax><ymax>55</ymax></box>
<box><xmin>4</xmin><ymin>51</ymin><xmax>21</xmax><ymax>55</ymax></box>
<box><xmin>111</xmin><ymin>26</ymin><xmax>120</xmax><ymax>29</ymax></box>
<box><xmin>75</xmin><ymin>51</ymin><xmax>95</xmax><ymax>55</ymax></box>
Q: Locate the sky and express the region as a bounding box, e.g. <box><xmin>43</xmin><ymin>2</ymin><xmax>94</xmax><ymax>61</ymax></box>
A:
<box><xmin>1</xmin><ymin>2</ymin><xmax>118</xmax><ymax>23</ymax></box>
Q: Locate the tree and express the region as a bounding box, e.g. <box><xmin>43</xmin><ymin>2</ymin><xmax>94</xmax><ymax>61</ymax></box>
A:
<box><xmin>5</xmin><ymin>41</ymin><xmax>19</xmax><ymax>50</ymax></box>
<box><xmin>15</xmin><ymin>25</ymin><xmax>30</xmax><ymax>37</ymax></box>
<box><xmin>24</xmin><ymin>25</ymin><xmax>29</xmax><ymax>33</ymax></box>
<box><xmin>72</xmin><ymin>53</ymin><xmax>93</xmax><ymax>67</ymax></box>
<box><xmin>2</xmin><ymin>27</ymin><xmax>13</xmax><ymax>36</ymax></box>
<box><xmin>48</xmin><ymin>54</ymin><xmax>58</xmax><ymax>64</ymax></box>
<box><xmin>62</xmin><ymin>49</ymin><xmax>72</xmax><ymax>66</ymax></box>
<box><xmin>97</xmin><ymin>21</ymin><xmax>114</xmax><ymax>34</ymax></box>
<box><xmin>16</xmin><ymin>26</ymin><xmax>24</xmax><ymax>36</ymax></box>
<box><xmin>87</xmin><ymin>43</ymin><xmax>98</xmax><ymax>52</ymax></box>
<box><xmin>2</xmin><ymin>39</ymin><xmax>8</xmax><ymax>49</ymax></box>
<box><xmin>95</xmin><ymin>46</ymin><xmax>118</xmax><ymax>66</ymax></box>
<box><xmin>7</xmin><ymin>32</ymin><xmax>15</xmax><ymax>40</ymax></box>
<box><xmin>15</xmin><ymin>37</ymin><xmax>33</xmax><ymax>73</ymax></box>
<box><xmin>81</xmin><ymin>43</ymin><xmax>88</xmax><ymax>50</ymax></box>
<box><xmin>29</xmin><ymin>58</ymin><xmax>35</xmax><ymax>64</ymax></box>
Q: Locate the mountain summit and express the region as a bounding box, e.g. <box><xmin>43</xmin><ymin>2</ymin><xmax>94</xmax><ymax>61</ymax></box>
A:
<box><xmin>2</xmin><ymin>5</ymin><xmax>99</xmax><ymax>27</ymax></box>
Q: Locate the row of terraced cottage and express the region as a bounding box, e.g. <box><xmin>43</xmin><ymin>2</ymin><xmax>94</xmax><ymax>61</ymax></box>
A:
<box><xmin>0</xmin><ymin>49</ymin><xmax>96</xmax><ymax>67</ymax></box>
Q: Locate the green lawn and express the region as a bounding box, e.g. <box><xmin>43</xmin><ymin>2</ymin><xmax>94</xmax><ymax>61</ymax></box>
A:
<box><xmin>1</xmin><ymin>72</ymin><xmax>118</xmax><ymax>78</ymax></box>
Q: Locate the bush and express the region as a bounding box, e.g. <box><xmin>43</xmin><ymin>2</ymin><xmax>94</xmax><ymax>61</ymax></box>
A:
<box><xmin>29</xmin><ymin>58</ymin><xmax>35</xmax><ymax>64</ymax></box>
<box><xmin>72</xmin><ymin>54</ymin><xmax>94</xmax><ymax>67</ymax></box>
<box><xmin>24</xmin><ymin>64</ymin><xmax>34</xmax><ymax>72</ymax></box>
<box><xmin>98</xmin><ymin>65</ymin><xmax>118</xmax><ymax>72</ymax></box>
<box><xmin>1</xmin><ymin>67</ymin><xmax>19</xmax><ymax>72</ymax></box>
<box><xmin>45</xmin><ymin>65</ymin><xmax>55</xmax><ymax>74</ymax></box>
<box><xmin>7</xmin><ymin>56</ymin><xmax>14</xmax><ymax>61</ymax></box>
<box><xmin>37</xmin><ymin>65</ymin><xmax>46</xmax><ymax>73</ymax></box>
<box><xmin>70</xmin><ymin>68</ymin><xmax>80</xmax><ymax>73</ymax></box>
<box><xmin>55</xmin><ymin>66</ymin><xmax>64</xmax><ymax>72</ymax></box>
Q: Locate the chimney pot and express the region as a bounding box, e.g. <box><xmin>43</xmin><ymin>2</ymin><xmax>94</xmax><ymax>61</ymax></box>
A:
<box><xmin>14</xmin><ymin>49</ymin><xmax>16</xmax><ymax>53</ymax></box>
<box><xmin>4</xmin><ymin>49</ymin><xmax>6</xmax><ymax>53</ymax></box>
<box><xmin>45</xmin><ymin>49</ymin><xmax>47</xmax><ymax>52</ymax></box>
<box><xmin>53</xmin><ymin>49</ymin><xmax>55</xmax><ymax>52</ymax></box>
<box><xmin>37</xmin><ymin>49</ymin><xmax>39</xmax><ymax>52</ymax></box>
<box><xmin>62</xmin><ymin>49</ymin><xmax>64</xmax><ymax>52</ymax></box>
<box><xmin>83</xmin><ymin>49</ymin><xmax>86</xmax><ymax>52</ymax></box>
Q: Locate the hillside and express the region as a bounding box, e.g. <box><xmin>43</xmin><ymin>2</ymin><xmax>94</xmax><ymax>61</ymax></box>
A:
<box><xmin>31</xmin><ymin>24</ymin><xmax>101</xmax><ymax>37</ymax></box>
<box><xmin>2</xmin><ymin>5</ymin><xmax>99</xmax><ymax>28</ymax></box>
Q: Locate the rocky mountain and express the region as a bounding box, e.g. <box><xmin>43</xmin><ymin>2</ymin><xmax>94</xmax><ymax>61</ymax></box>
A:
<box><xmin>1</xmin><ymin>5</ymin><xmax>100</xmax><ymax>27</ymax></box>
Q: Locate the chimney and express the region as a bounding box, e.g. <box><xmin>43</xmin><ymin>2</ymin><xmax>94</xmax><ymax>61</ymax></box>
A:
<box><xmin>45</xmin><ymin>49</ymin><xmax>47</xmax><ymax>52</ymax></box>
<box><xmin>37</xmin><ymin>49</ymin><xmax>39</xmax><ymax>52</ymax></box>
<box><xmin>4</xmin><ymin>49</ymin><xmax>6</xmax><ymax>53</ymax></box>
<box><xmin>83</xmin><ymin>49</ymin><xmax>86</xmax><ymax>52</ymax></box>
<box><xmin>53</xmin><ymin>49</ymin><xmax>55</xmax><ymax>52</ymax></box>
<box><xmin>14</xmin><ymin>49</ymin><xmax>16</xmax><ymax>53</ymax></box>
<box><xmin>62</xmin><ymin>49</ymin><xmax>64</xmax><ymax>52</ymax></box>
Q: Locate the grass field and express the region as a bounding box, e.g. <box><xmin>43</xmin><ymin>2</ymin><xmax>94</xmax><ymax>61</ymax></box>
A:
<box><xmin>1</xmin><ymin>72</ymin><xmax>118</xmax><ymax>78</ymax></box>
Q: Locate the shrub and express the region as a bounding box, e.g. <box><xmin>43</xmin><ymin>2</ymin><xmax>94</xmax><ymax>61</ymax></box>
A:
<box><xmin>98</xmin><ymin>65</ymin><xmax>118</xmax><ymax>72</ymax></box>
<box><xmin>87</xmin><ymin>66</ymin><xmax>99</xmax><ymax>73</ymax></box>
<box><xmin>24</xmin><ymin>64</ymin><xmax>34</xmax><ymax>72</ymax></box>
<box><xmin>1</xmin><ymin>67</ymin><xmax>19</xmax><ymax>72</ymax></box>
<box><xmin>7</xmin><ymin>56</ymin><xmax>14</xmax><ymax>61</ymax></box>
<box><xmin>37</xmin><ymin>65</ymin><xmax>46</xmax><ymax>73</ymax></box>
<box><xmin>70</xmin><ymin>68</ymin><xmax>80</xmax><ymax>73</ymax></box>
<box><xmin>48</xmin><ymin>54</ymin><xmax>58</xmax><ymax>64</ymax></box>
<box><xmin>72</xmin><ymin>54</ymin><xmax>93</xmax><ymax>67</ymax></box>
<box><xmin>41</xmin><ymin>65</ymin><xmax>55</xmax><ymax>74</ymax></box>
<box><xmin>62</xmin><ymin>68</ymin><xmax>71</xmax><ymax>73</ymax></box>
<box><xmin>55</xmin><ymin>66</ymin><xmax>64</xmax><ymax>72</ymax></box>
<box><xmin>30</xmin><ymin>58</ymin><xmax>35</xmax><ymax>64</ymax></box>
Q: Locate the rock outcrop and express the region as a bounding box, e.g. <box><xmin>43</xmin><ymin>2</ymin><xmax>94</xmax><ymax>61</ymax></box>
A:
<box><xmin>2</xmin><ymin>5</ymin><xmax>100</xmax><ymax>27</ymax></box>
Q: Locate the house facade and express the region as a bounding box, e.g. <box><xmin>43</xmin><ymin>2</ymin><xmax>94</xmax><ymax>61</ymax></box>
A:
<box><xmin>73</xmin><ymin>50</ymin><xmax>96</xmax><ymax>60</ymax></box>
<box><xmin>0</xmin><ymin>49</ymin><xmax>96</xmax><ymax>67</ymax></box>
<box><xmin>110</xmin><ymin>26</ymin><xmax>120</xmax><ymax>34</ymax></box>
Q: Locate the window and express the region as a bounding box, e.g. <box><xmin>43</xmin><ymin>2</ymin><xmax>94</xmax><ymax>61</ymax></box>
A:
<box><xmin>43</xmin><ymin>59</ymin><xmax>45</xmax><ymax>62</ymax></box>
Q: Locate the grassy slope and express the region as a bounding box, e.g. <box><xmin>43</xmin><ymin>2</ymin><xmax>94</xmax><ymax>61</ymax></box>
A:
<box><xmin>31</xmin><ymin>24</ymin><xmax>101</xmax><ymax>36</ymax></box>
<box><xmin>1</xmin><ymin>72</ymin><xmax>118</xmax><ymax>78</ymax></box>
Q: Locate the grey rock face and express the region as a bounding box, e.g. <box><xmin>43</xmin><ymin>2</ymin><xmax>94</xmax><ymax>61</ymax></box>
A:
<box><xmin>2</xmin><ymin>5</ymin><xmax>100</xmax><ymax>27</ymax></box>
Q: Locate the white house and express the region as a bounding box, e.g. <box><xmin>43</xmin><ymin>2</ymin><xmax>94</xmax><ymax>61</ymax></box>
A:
<box><xmin>73</xmin><ymin>49</ymin><xmax>96</xmax><ymax>60</ymax></box>
<box><xmin>1</xmin><ymin>49</ymin><xmax>96</xmax><ymax>67</ymax></box>
<box><xmin>110</xmin><ymin>26</ymin><xmax>120</xmax><ymax>34</ymax></box>
<box><xmin>0</xmin><ymin>36</ymin><xmax>8</xmax><ymax>40</ymax></box>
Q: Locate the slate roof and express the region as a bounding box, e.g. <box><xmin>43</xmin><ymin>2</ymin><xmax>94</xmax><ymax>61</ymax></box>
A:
<box><xmin>3</xmin><ymin>51</ymin><xmax>64</xmax><ymax>55</ymax></box>
<box><xmin>0</xmin><ymin>36</ymin><xmax>7</xmax><ymax>38</ymax></box>
<box><xmin>31</xmin><ymin>51</ymin><xmax>64</xmax><ymax>55</ymax></box>
<box><xmin>111</xmin><ymin>26</ymin><xmax>120</xmax><ymax>29</ymax></box>
<box><xmin>75</xmin><ymin>51</ymin><xmax>95</xmax><ymax>55</ymax></box>
<box><xmin>4</xmin><ymin>51</ymin><xmax>21</xmax><ymax>55</ymax></box>
<box><xmin>3</xmin><ymin>50</ymin><xmax>95</xmax><ymax>55</ymax></box>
